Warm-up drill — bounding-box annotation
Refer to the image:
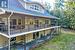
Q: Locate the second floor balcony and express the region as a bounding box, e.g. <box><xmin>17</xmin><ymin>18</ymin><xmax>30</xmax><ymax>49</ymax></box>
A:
<box><xmin>0</xmin><ymin>12</ymin><xmax>58</xmax><ymax>36</ymax></box>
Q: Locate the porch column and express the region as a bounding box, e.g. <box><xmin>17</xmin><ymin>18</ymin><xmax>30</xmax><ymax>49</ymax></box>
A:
<box><xmin>24</xmin><ymin>35</ymin><xmax>26</xmax><ymax>50</ymax></box>
<box><xmin>8</xmin><ymin>12</ymin><xmax>13</xmax><ymax>50</ymax></box>
<box><xmin>8</xmin><ymin>16</ymin><xmax>11</xmax><ymax>50</ymax></box>
<box><xmin>44</xmin><ymin>30</ymin><xmax>45</xmax><ymax>36</ymax></box>
<box><xmin>8</xmin><ymin>38</ymin><xmax>11</xmax><ymax>50</ymax></box>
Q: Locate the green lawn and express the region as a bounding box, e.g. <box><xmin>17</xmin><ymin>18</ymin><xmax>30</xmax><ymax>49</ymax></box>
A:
<box><xmin>33</xmin><ymin>29</ymin><xmax>75</xmax><ymax>50</ymax></box>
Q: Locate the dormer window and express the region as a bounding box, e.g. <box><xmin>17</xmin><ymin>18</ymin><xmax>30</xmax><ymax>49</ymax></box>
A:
<box><xmin>24</xmin><ymin>3</ymin><xmax>44</xmax><ymax>13</ymax></box>
<box><xmin>35</xmin><ymin>5</ymin><xmax>39</xmax><ymax>10</ymax></box>
<box><xmin>30</xmin><ymin>5</ymin><xmax>34</xmax><ymax>9</ymax></box>
<box><xmin>30</xmin><ymin>4</ymin><xmax>39</xmax><ymax>11</ymax></box>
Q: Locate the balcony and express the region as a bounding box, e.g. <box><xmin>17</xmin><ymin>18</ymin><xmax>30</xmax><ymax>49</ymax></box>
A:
<box><xmin>0</xmin><ymin>13</ymin><xmax>58</xmax><ymax>36</ymax></box>
<box><xmin>0</xmin><ymin>23</ymin><xmax>58</xmax><ymax>36</ymax></box>
<box><xmin>10</xmin><ymin>24</ymin><xmax>51</xmax><ymax>35</ymax></box>
<box><xmin>0</xmin><ymin>24</ymin><xmax>8</xmax><ymax>35</ymax></box>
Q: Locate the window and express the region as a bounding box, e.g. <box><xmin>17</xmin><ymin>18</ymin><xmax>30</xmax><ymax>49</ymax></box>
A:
<box><xmin>21</xmin><ymin>19</ymin><xmax>25</xmax><ymax>25</ymax></box>
<box><xmin>35</xmin><ymin>5</ymin><xmax>39</xmax><ymax>10</ymax></box>
<box><xmin>29</xmin><ymin>19</ymin><xmax>33</xmax><ymax>25</ymax></box>
<box><xmin>30</xmin><ymin>4</ymin><xmax>39</xmax><ymax>11</ymax></box>
<box><xmin>10</xmin><ymin>19</ymin><xmax>17</xmax><ymax>29</ymax></box>
<box><xmin>35</xmin><ymin>20</ymin><xmax>39</xmax><ymax>27</ymax></box>
<box><xmin>45</xmin><ymin>20</ymin><xmax>49</xmax><ymax>24</ymax></box>
<box><xmin>18</xmin><ymin>19</ymin><xmax>21</xmax><ymax>25</ymax></box>
<box><xmin>30</xmin><ymin>5</ymin><xmax>34</xmax><ymax>9</ymax></box>
<box><xmin>10</xmin><ymin>19</ymin><xmax>16</xmax><ymax>25</ymax></box>
<box><xmin>35</xmin><ymin>20</ymin><xmax>39</xmax><ymax>24</ymax></box>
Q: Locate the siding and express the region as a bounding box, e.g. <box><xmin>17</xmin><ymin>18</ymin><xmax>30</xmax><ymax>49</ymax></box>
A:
<box><xmin>45</xmin><ymin>30</ymin><xmax>51</xmax><ymax>36</ymax></box>
<box><xmin>39</xmin><ymin>31</ymin><xmax>45</xmax><ymax>38</ymax></box>
<box><xmin>0</xmin><ymin>35</ymin><xmax>8</xmax><ymax>47</ymax></box>
<box><xmin>16</xmin><ymin>33</ymin><xmax>33</xmax><ymax>43</ymax></box>
<box><xmin>26</xmin><ymin>33</ymin><xmax>33</xmax><ymax>43</ymax></box>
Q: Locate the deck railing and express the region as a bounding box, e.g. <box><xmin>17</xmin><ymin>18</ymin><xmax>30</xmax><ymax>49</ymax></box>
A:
<box><xmin>0</xmin><ymin>24</ymin><xmax>56</xmax><ymax>35</ymax></box>
<box><xmin>10</xmin><ymin>24</ymin><xmax>51</xmax><ymax>35</ymax></box>
<box><xmin>0</xmin><ymin>24</ymin><xmax>8</xmax><ymax>35</ymax></box>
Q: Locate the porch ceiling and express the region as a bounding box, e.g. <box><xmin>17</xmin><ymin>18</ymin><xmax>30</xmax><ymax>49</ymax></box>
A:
<box><xmin>7</xmin><ymin>11</ymin><xmax>60</xmax><ymax>19</ymax></box>
<box><xmin>0</xmin><ymin>12</ymin><xmax>11</xmax><ymax>18</ymax></box>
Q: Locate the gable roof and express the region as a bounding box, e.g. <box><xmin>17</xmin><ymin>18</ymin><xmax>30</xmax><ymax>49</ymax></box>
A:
<box><xmin>19</xmin><ymin>0</ymin><xmax>46</xmax><ymax>10</ymax></box>
<box><xmin>1</xmin><ymin>0</ymin><xmax>59</xmax><ymax>19</ymax></box>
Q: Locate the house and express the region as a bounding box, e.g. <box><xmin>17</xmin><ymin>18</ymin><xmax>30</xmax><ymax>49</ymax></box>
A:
<box><xmin>0</xmin><ymin>0</ymin><xmax>60</xmax><ymax>50</ymax></box>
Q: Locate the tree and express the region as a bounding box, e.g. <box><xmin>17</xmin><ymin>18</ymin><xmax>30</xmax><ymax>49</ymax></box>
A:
<box><xmin>50</xmin><ymin>0</ymin><xmax>64</xmax><ymax>26</ymax></box>
<box><xmin>64</xmin><ymin>0</ymin><xmax>75</xmax><ymax>29</ymax></box>
<box><xmin>50</xmin><ymin>0</ymin><xmax>75</xmax><ymax>30</ymax></box>
<box><xmin>44</xmin><ymin>2</ymin><xmax>51</xmax><ymax>14</ymax></box>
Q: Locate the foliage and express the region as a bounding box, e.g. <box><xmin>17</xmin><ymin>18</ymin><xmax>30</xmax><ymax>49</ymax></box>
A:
<box><xmin>64</xmin><ymin>0</ymin><xmax>75</xmax><ymax>29</ymax></box>
<box><xmin>44</xmin><ymin>2</ymin><xmax>51</xmax><ymax>14</ymax></box>
<box><xmin>50</xmin><ymin>0</ymin><xmax>75</xmax><ymax>29</ymax></box>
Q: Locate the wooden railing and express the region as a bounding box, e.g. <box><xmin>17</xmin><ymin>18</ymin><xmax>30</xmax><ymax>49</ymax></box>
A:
<box><xmin>10</xmin><ymin>24</ymin><xmax>51</xmax><ymax>35</ymax></box>
<box><xmin>0</xmin><ymin>25</ymin><xmax>8</xmax><ymax>35</ymax></box>
<box><xmin>0</xmin><ymin>24</ymin><xmax>56</xmax><ymax>35</ymax></box>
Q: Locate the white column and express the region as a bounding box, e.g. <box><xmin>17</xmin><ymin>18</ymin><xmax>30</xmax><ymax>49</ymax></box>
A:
<box><xmin>8</xmin><ymin>12</ymin><xmax>13</xmax><ymax>50</ymax></box>
<box><xmin>8</xmin><ymin>38</ymin><xmax>11</xmax><ymax>50</ymax></box>
<box><xmin>8</xmin><ymin>16</ymin><xmax>11</xmax><ymax>50</ymax></box>
<box><xmin>24</xmin><ymin>35</ymin><xmax>26</xmax><ymax>50</ymax></box>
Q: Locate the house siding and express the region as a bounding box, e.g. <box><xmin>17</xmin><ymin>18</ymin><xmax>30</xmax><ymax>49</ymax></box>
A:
<box><xmin>0</xmin><ymin>35</ymin><xmax>8</xmax><ymax>47</ymax></box>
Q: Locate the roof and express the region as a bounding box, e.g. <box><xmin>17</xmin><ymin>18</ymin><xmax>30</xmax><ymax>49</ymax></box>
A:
<box><xmin>0</xmin><ymin>0</ymin><xmax>59</xmax><ymax>19</ymax></box>
<box><xmin>0</xmin><ymin>8</ymin><xmax>5</xmax><ymax>14</ymax></box>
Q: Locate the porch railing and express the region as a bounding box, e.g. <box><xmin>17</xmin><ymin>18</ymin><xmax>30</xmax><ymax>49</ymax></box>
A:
<box><xmin>0</xmin><ymin>24</ymin><xmax>56</xmax><ymax>35</ymax></box>
<box><xmin>0</xmin><ymin>24</ymin><xmax>8</xmax><ymax>35</ymax></box>
<box><xmin>10</xmin><ymin>24</ymin><xmax>51</xmax><ymax>35</ymax></box>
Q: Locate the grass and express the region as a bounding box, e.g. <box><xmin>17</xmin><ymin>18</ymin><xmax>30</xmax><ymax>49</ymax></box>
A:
<box><xmin>33</xmin><ymin>29</ymin><xmax>75</xmax><ymax>50</ymax></box>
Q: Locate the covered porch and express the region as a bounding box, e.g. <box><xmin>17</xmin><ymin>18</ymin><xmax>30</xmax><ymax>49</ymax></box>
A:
<box><xmin>11</xmin><ymin>28</ymin><xmax>59</xmax><ymax>50</ymax></box>
<box><xmin>0</xmin><ymin>28</ymin><xmax>60</xmax><ymax>50</ymax></box>
<box><xmin>0</xmin><ymin>11</ymin><xmax>58</xmax><ymax>36</ymax></box>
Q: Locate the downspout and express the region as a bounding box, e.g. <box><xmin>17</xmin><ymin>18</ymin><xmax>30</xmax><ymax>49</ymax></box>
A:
<box><xmin>8</xmin><ymin>12</ymin><xmax>13</xmax><ymax>36</ymax></box>
<box><xmin>8</xmin><ymin>12</ymin><xmax>13</xmax><ymax>50</ymax></box>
